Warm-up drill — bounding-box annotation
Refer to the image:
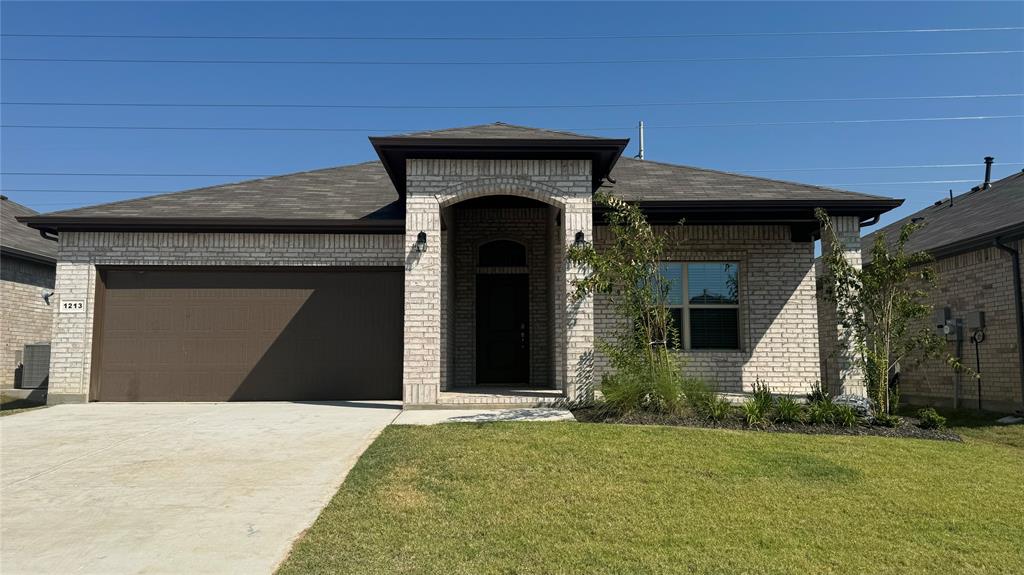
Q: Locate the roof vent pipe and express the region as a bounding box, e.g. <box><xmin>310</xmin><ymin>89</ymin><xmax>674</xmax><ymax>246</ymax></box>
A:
<box><xmin>983</xmin><ymin>156</ymin><xmax>994</xmax><ymax>189</ymax></box>
<box><xmin>635</xmin><ymin>121</ymin><xmax>645</xmax><ymax>160</ymax></box>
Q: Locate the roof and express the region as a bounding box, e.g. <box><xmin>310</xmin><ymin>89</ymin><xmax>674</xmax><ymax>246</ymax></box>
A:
<box><xmin>387</xmin><ymin>122</ymin><xmax>604</xmax><ymax>140</ymax></box>
<box><xmin>19</xmin><ymin>122</ymin><xmax>901</xmax><ymax>234</ymax></box>
<box><xmin>862</xmin><ymin>170</ymin><xmax>1024</xmax><ymax>260</ymax></box>
<box><xmin>1</xmin><ymin>196</ymin><xmax>57</xmax><ymax>264</ymax></box>
<box><xmin>370</xmin><ymin>122</ymin><xmax>628</xmax><ymax>195</ymax></box>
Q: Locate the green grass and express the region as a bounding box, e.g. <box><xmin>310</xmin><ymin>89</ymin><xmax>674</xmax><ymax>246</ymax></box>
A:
<box><xmin>279</xmin><ymin>420</ymin><xmax>1023</xmax><ymax>575</ymax></box>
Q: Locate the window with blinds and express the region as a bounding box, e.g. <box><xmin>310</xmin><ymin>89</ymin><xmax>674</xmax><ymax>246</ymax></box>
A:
<box><xmin>658</xmin><ymin>262</ymin><xmax>740</xmax><ymax>350</ymax></box>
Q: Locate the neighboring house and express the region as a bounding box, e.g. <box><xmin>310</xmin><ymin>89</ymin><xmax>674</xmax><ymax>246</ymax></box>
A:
<box><xmin>1</xmin><ymin>196</ymin><xmax>57</xmax><ymax>390</ymax></box>
<box><xmin>20</xmin><ymin>123</ymin><xmax>900</xmax><ymax>407</ymax></box>
<box><xmin>856</xmin><ymin>165</ymin><xmax>1024</xmax><ymax>413</ymax></box>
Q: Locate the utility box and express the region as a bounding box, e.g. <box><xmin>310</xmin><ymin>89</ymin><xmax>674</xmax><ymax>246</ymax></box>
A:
<box><xmin>966</xmin><ymin>310</ymin><xmax>986</xmax><ymax>330</ymax></box>
<box><xmin>932</xmin><ymin>307</ymin><xmax>953</xmax><ymax>336</ymax></box>
<box><xmin>19</xmin><ymin>343</ymin><xmax>50</xmax><ymax>389</ymax></box>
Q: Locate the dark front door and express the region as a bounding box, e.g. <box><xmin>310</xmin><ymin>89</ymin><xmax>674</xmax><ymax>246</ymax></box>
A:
<box><xmin>476</xmin><ymin>274</ymin><xmax>529</xmax><ymax>384</ymax></box>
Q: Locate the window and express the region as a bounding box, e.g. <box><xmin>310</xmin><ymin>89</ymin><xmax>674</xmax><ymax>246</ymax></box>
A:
<box><xmin>659</xmin><ymin>262</ymin><xmax>740</xmax><ymax>350</ymax></box>
<box><xmin>478</xmin><ymin>240</ymin><xmax>527</xmax><ymax>267</ymax></box>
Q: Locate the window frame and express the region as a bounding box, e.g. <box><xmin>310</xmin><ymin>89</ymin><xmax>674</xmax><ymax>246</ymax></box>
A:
<box><xmin>661</xmin><ymin>261</ymin><xmax>741</xmax><ymax>351</ymax></box>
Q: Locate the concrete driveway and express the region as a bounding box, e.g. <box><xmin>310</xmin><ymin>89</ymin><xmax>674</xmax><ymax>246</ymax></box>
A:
<box><xmin>1</xmin><ymin>402</ymin><xmax>400</xmax><ymax>575</ymax></box>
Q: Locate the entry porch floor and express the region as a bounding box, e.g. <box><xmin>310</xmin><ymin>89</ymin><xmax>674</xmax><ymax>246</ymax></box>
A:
<box><xmin>432</xmin><ymin>386</ymin><xmax>567</xmax><ymax>408</ymax></box>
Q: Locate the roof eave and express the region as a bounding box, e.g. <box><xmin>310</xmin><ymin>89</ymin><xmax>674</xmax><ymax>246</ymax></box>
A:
<box><xmin>602</xmin><ymin>198</ymin><xmax>904</xmax><ymax>223</ymax></box>
<box><xmin>17</xmin><ymin>216</ymin><xmax>406</xmax><ymax>235</ymax></box>
<box><xmin>0</xmin><ymin>245</ymin><xmax>57</xmax><ymax>265</ymax></box>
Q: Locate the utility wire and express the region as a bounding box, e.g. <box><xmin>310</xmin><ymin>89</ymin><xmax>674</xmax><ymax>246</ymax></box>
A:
<box><xmin>3</xmin><ymin>93</ymin><xmax>1020</xmax><ymax>110</ymax></box>
<box><xmin>3</xmin><ymin>26</ymin><xmax>1021</xmax><ymax>41</ymax></box>
<box><xmin>3</xmin><ymin>50</ymin><xmax>1021</xmax><ymax>66</ymax></box>
<box><xmin>5</xmin><ymin>164</ymin><xmax>1022</xmax><ymax>179</ymax></box>
<box><xmin>2</xmin><ymin>178</ymin><xmax>988</xmax><ymax>195</ymax></box>
<box><xmin>3</xmin><ymin>115</ymin><xmax>1020</xmax><ymax>133</ymax></box>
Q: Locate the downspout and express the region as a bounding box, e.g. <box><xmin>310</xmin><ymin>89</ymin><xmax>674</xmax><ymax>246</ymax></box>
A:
<box><xmin>994</xmin><ymin>237</ymin><xmax>1024</xmax><ymax>412</ymax></box>
<box><xmin>39</xmin><ymin>229</ymin><xmax>58</xmax><ymax>242</ymax></box>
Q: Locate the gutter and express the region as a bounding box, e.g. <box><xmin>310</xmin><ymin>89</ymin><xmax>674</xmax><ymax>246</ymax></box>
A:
<box><xmin>994</xmin><ymin>237</ymin><xmax>1024</xmax><ymax>412</ymax></box>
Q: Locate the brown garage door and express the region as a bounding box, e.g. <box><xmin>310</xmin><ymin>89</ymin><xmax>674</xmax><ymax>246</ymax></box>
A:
<box><xmin>91</xmin><ymin>268</ymin><xmax>403</xmax><ymax>401</ymax></box>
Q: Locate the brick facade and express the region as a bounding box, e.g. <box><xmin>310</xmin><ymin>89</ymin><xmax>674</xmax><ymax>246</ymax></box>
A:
<box><xmin>817</xmin><ymin>215</ymin><xmax>866</xmax><ymax>396</ymax></box>
<box><xmin>0</xmin><ymin>256</ymin><xmax>55</xmax><ymax>388</ymax></box>
<box><xmin>594</xmin><ymin>224</ymin><xmax>822</xmax><ymax>394</ymax></box>
<box><xmin>897</xmin><ymin>240</ymin><xmax>1024</xmax><ymax>412</ymax></box>
<box><xmin>404</xmin><ymin>159</ymin><xmax>593</xmax><ymax>405</ymax></box>
<box><xmin>45</xmin><ymin>232</ymin><xmax>404</xmax><ymax>403</ymax></box>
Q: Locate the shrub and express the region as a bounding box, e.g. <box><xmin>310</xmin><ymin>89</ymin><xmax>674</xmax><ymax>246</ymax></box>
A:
<box><xmin>742</xmin><ymin>399</ymin><xmax>770</xmax><ymax>428</ymax></box>
<box><xmin>833</xmin><ymin>404</ymin><xmax>859</xmax><ymax>428</ymax></box>
<box><xmin>873</xmin><ymin>412</ymin><xmax>903</xmax><ymax>428</ymax></box>
<box><xmin>702</xmin><ymin>395</ymin><xmax>733</xmax><ymax>423</ymax></box>
<box><xmin>916</xmin><ymin>407</ymin><xmax>947</xmax><ymax>430</ymax></box>
<box><xmin>773</xmin><ymin>396</ymin><xmax>805</xmax><ymax>424</ymax></box>
<box><xmin>681</xmin><ymin>377</ymin><xmax>713</xmax><ymax>412</ymax></box>
<box><xmin>806</xmin><ymin>380</ymin><xmax>830</xmax><ymax>404</ymax></box>
<box><xmin>807</xmin><ymin>398</ymin><xmax>837</xmax><ymax>425</ymax></box>
<box><xmin>600</xmin><ymin>347</ymin><xmax>686</xmax><ymax>414</ymax></box>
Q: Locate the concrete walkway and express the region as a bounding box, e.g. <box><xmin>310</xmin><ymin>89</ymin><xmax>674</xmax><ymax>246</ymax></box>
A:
<box><xmin>0</xmin><ymin>402</ymin><xmax>400</xmax><ymax>575</ymax></box>
<box><xmin>394</xmin><ymin>407</ymin><xmax>575</xmax><ymax>425</ymax></box>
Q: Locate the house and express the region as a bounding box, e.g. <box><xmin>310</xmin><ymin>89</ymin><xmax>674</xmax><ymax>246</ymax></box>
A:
<box><xmin>857</xmin><ymin>163</ymin><xmax>1024</xmax><ymax>413</ymax></box>
<box><xmin>1</xmin><ymin>195</ymin><xmax>58</xmax><ymax>391</ymax></box>
<box><xmin>19</xmin><ymin>123</ymin><xmax>901</xmax><ymax>407</ymax></box>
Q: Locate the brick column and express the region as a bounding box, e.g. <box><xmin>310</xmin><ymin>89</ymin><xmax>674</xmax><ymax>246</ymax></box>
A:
<box><xmin>562</xmin><ymin>198</ymin><xmax>595</xmax><ymax>402</ymax></box>
<box><xmin>402</xmin><ymin>194</ymin><xmax>443</xmax><ymax>405</ymax></box>
<box><xmin>46</xmin><ymin>261</ymin><xmax>97</xmax><ymax>404</ymax></box>
<box><xmin>819</xmin><ymin>215</ymin><xmax>865</xmax><ymax>397</ymax></box>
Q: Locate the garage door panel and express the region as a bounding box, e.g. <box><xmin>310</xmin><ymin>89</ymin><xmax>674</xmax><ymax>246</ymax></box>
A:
<box><xmin>93</xmin><ymin>269</ymin><xmax>403</xmax><ymax>402</ymax></box>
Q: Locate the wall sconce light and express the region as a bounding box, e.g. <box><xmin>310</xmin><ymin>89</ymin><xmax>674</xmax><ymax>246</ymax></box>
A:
<box><xmin>415</xmin><ymin>231</ymin><xmax>428</xmax><ymax>253</ymax></box>
<box><xmin>41</xmin><ymin>290</ymin><xmax>54</xmax><ymax>305</ymax></box>
<box><xmin>574</xmin><ymin>231</ymin><xmax>587</xmax><ymax>248</ymax></box>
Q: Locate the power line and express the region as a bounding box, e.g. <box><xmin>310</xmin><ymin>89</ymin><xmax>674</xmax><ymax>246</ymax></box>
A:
<box><xmin>3</xmin><ymin>93</ymin><xmax>1020</xmax><ymax>110</ymax></box>
<box><xmin>3</xmin><ymin>178</ymin><xmax>988</xmax><ymax>196</ymax></box>
<box><xmin>2</xmin><ymin>115</ymin><xmax>1020</xmax><ymax>133</ymax></box>
<box><xmin>3</xmin><ymin>26</ymin><xmax>1021</xmax><ymax>41</ymax></box>
<box><xmin>3</xmin><ymin>50</ymin><xmax>1021</xmax><ymax>66</ymax></box>
<box><xmin>5</xmin><ymin>163</ymin><xmax>1022</xmax><ymax>180</ymax></box>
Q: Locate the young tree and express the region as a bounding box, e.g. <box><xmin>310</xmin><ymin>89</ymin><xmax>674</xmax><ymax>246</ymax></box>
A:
<box><xmin>566</xmin><ymin>193</ymin><xmax>685</xmax><ymax>412</ymax></box>
<box><xmin>816</xmin><ymin>209</ymin><xmax>945</xmax><ymax>415</ymax></box>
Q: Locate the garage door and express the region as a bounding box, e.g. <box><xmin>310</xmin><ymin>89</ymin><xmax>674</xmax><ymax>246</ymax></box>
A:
<box><xmin>91</xmin><ymin>268</ymin><xmax>403</xmax><ymax>401</ymax></box>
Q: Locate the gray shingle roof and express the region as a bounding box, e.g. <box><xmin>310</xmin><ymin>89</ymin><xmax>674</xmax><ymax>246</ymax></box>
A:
<box><xmin>389</xmin><ymin>122</ymin><xmax>603</xmax><ymax>140</ymax></box>
<box><xmin>606</xmin><ymin>157</ymin><xmax>893</xmax><ymax>202</ymax></box>
<box><xmin>20</xmin><ymin>123</ymin><xmax>900</xmax><ymax>231</ymax></box>
<box><xmin>862</xmin><ymin>170</ymin><xmax>1024</xmax><ymax>259</ymax></box>
<box><xmin>1</xmin><ymin>196</ymin><xmax>57</xmax><ymax>262</ymax></box>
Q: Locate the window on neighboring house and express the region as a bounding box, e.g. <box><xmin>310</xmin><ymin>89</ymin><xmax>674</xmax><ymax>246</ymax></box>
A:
<box><xmin>659</xmin><ymin>262</ymin><xmax>740</xmax><ymax>350</ymax></box>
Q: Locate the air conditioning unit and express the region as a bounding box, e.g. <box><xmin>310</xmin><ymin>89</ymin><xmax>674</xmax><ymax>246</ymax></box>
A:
<box><xmin>20</xmin><ymin>343</ymin><xmax>51</xmax><ymax>389</ymax></box>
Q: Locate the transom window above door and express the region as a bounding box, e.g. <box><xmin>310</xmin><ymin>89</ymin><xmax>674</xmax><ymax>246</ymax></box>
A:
<box><xmin>479</xmin><ymin>240</ymin><xmax>527</xmax><ymax>267</ymax></box>
<box><xmin>659</xmin><ymin>262</ymin><xmax>740</xmax><ymax>350</ymax></box>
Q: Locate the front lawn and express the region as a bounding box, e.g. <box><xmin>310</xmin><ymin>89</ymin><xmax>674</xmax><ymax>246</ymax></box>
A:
<box><xmin>278</xmin><ymin>421</ymin><xmax>1024</xmax><ymax>575</ymax></box>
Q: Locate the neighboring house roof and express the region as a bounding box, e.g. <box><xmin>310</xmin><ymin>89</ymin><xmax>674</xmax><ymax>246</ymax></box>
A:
<box><xmin>1</xmin><ymin>196</ymin><xmax>58</xmax><ymax>264</ymax></box>
<box><xmin>20</xmin><ymin>122</ymin><xmax>901</xmax><ymax>234</ymax></box>
<box><xmin>862</xmin><ymin>170</ymin><xmax>1024</xmax><ymax>260</ymax></box>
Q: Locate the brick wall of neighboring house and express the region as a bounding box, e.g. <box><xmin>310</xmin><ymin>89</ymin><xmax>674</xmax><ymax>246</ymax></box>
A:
<box><xmin>594</xmin><ymin>224</ymin><xmax>822</xmax><ymax>395</ymax></box>
<box><xmin>450</xmin><ymin>206</ymin><xmax>553</xmax><ymax>388</ymax></box>
<box><xmin>897</xmin><ymin>239</ymin><xmax>1024</xmax><ymax>412</ymax></box>
<box><xmin>46</xmin><ymin>232</ymin><xmax>405</xmax><ymax>403</ymax></box>
<box><xmin>0</xmin><ymin>255</ymin><xmax>56</xmax><ymax>388</ymax></box>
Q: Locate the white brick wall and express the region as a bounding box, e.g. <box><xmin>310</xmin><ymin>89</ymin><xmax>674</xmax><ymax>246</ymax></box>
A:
<box><xmin>404</xmin><ymin>159</ymin><xmax>593</xmax><ymax>404</ymax></box>
<box><xmin>818</xmin><ymin>215</ymin><xmax>866</xmax><ymax>396</ymax></box>
<box><xmin>46</xmin><ymin>232</ymin><xmax>403</xmax><ymax>403</ymax></box>
<box><xmin>594</xmin><ymin>224</ymin><xmax>821</xmax><ymax>394</ymax></box>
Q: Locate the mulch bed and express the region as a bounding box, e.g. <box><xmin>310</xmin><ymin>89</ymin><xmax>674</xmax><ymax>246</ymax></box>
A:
<box><xmin>570</xmin><ymin>407</ymin><xmax>962</xmax><ymax>442</ymax></box>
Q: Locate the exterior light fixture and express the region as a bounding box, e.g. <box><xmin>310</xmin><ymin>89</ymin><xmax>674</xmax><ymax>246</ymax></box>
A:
<box><xmin>415</xmin><ymin>231</ymin><xmax>428</xmax><ymax>253</ymax></box>
<box><xmin>574</xmin><ymin>231</ymin><xmax>587</xmax><ymax>248</ymax></box>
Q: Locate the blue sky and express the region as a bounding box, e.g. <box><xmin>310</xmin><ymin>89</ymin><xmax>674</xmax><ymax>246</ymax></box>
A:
<box><xmin>2</xmin><ymin>1</ymin><xmax>1022</xmax><ymax>232</ymax></box>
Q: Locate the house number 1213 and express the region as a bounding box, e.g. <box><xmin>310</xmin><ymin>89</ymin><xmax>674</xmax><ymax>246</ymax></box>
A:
<box><xmin>60</xmin><ymin>299</ymin><xmax>86</xmax><ymax>313</ymax></box>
